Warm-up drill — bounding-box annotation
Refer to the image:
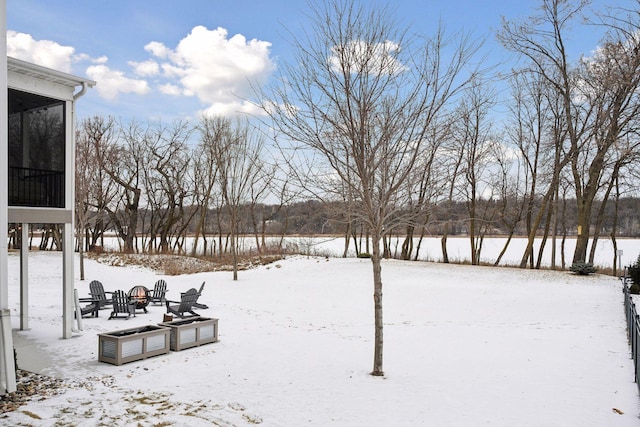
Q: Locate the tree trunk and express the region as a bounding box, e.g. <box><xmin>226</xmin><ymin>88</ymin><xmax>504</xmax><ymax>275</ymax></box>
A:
<box><xmin>343</xmin><ymin>220</ymin><xmax>352</xmax><ymax>258</ymax></box>
<box><xmin>494</xmin><ymin>232</ymin><xmax>514</xmax><ymax>266</ymax></box>
<box><xmin>401</xmin><ymin>225</ymin><xmax>414</xmax><ymax>260</ymax></box>
<box><xmin>79</xmin><ymin>234</ymin><xmax>85</xmax><ymax>281</ymax></box>
<box><xmin>519</xmin><ymin>183</ymin><xmax>556</xmax><ymax>268</ymax></box>
<box><xmin>441</xmin><ymin>221</ymin><xmax>449</xmax><ymax>263</ymax></box>
<box><xmin>573</xmin><ymin>199</ymin><xmax>592</xmax><ymax>263</ymax></box>
<box><xmin>414</xmin><ymin>226</ymin><xmax>427</xmax><ymax>262</ymax></box>
<box><xmin>191</xmin><ymin>205</ymin><xmax>205</xmax><ymax>257</ymax></box>
<box><xmin>370</xmin><ymin>233</ymin><xmax>384</xmax><ymax>376</ymax></box>
<box><xmin>611</xmin><ymin>176</ymin><xmax>620</xmax><ymax>276</ymax></box>
<box><xmin>535</xmin><ymin>201</ymin><xmax>554</xmax><ymax>269</ymax></box>
<box><xmin>231</xmin><ymin>232</ymin><xmax>238</xmax><ymax>281</ymax></box>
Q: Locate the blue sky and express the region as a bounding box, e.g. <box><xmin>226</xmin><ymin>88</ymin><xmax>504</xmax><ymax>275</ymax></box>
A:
<box><xmin>6</xmin><ymin>0</ymin><xmax>623</xmax><ymax>122</ymax></box>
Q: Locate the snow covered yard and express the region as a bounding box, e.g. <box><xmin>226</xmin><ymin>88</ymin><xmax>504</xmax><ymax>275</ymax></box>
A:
<box><xmin>2</xmin><ymin>251</ymin><xmax>639</xmax><ymax>426</ymax></box>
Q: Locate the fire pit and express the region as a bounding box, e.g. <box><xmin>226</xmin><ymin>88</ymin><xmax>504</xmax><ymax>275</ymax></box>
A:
<box><xmin>128</xmin><ymin>286</ymin><xmax>150</xmax><ymax>313</ymax></box>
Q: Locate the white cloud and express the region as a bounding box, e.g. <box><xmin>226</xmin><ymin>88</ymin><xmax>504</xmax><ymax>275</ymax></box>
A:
<box><xmin>129</xmin><ymin>59</ymin><xmax>160</xmax><ymax>77</ymax></box>
<box><xmin>6</xmin><ymin>31</ymin><xmax>147</xmax><ymax>102</ymax></box>
<box><xmin>146</xmin><ymin>25</ymin><xmax>276</xmax><ymax>115</ymax></box>
<box><xmin>200</xmin><ymin>99</ymin><xmax>265</xmax><ymax>118</ymax></box>
<box><xmin>6</xmin><ymin>26</ymin><xmax>276</xmax><ymax>112</ymax></box>
<box><xmin>145</xmin><ymin>41</ymin><xmax>171</xmax><ymax>59</ymax></box>
<box><xmin>159</xmin><ymin>83</ymin><xmax>182</xmax><ymax>96</ymax></box>
<box><xmin>328</xmin><ymin>40</ymin><xmax>407</xmax><ymax>76</ymax></box>
<box><xmin>160</xmin><ymin>63</ymin><xmax>186</xmax><ymax>78</ymax></box>
<box><xmin>93</xmin><ymin>55</ymin><xmax>109</xmax><ymax>64</ymax></box>
<box><xmin>7</xmin><ymin>30</ymin><xmax>75</xmax><ymax>73</ymax></box>
<box><xmin>86</xmin><ymin>64</ymin><xmax>150</xmax><ymax>101</ymax></box>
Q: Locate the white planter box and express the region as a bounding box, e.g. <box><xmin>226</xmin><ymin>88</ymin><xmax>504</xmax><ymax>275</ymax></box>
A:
<box><xmin>159</xmin><ymin>316</ymin><xmax>219</xmax><ymax>351</ymax></box>
<box><xmin>98</xmin><ymin>325</ymin><xmax>170</xmax><ymax>365</ymax></box>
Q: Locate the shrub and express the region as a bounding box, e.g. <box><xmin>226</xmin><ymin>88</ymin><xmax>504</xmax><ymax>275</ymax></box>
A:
<box><xmin>627</xmin><ymin>253</ymin><xmax>640</xmax><ymax>287</ymax></box>
<box><xmin>357</xmin><ymin>252</ymin><xmax>372</xmax><ymax>259</ymax></box>
<box><xmin>570</xmin><ymin>261</ymin><xmax>597</xmax><ymax>275</ymax></box>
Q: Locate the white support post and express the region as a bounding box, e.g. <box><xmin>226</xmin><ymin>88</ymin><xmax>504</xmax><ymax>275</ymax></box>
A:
<box><xmin>63</xmin><ymin>96</ymin><xmax>75</xmax><ymax>339</ymax></box>
<box><xmin>62</xmin><ymin>223</ymin><xmax>74</xmax><ymax>338</ymax></box>
<box><xmin>73</xmin><ymin>289</ymin><xmax>82</xmax><ymax>332</ymax></box>
<box><xmin>0</xmin><ymin>310</ymin><xmax>16</xmax><ymax>394</ymax></box>
<box><xmin>20</xmin><ymin>223</ymin><xmax>28</xmax><ymax>330</ymax></box>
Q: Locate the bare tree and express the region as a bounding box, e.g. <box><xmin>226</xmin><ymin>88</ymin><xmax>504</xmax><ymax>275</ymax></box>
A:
<box><xmin>142</xmin><ymin>121</ymin><xmax>194</xmax><ymax>253</ymax></box>
<box><xmin>500</xmin><ymin>0</ymin><xmax>640</xmax><ymax>264</ymax></box>
<box><xmin>492</xmin><ymin>141</ymin><xmax>526</xmax><ymax>266</ymax></box>
<box><xmin>261</xmin><ymin>0</ymin><xmax>480</xmax><ymax>375</ymax></box>
<box><xmin>199</xmin><ymin>116</ymin><xmax>266</xmax><ymax>279</ymax></box>
<box><xmin>78</xmin><ymin>116</ymin><xmax>119</xmax><ymax>252</ymax></box>
<box><xmin>577</xmin><ymin>24</ymin><xmax>640</xmax><ymax>263</ymax></box>
<box><xmin>499</xmin><ymin>1</ymin><xmax>587</xmax><ymax>267</ymax></box>
<box><xmin>453</xmin><ymin>80</ymin><xmax>499</xmax><ymax>265</ymax></box>
<box><xmin>191</xmin><ymin>119</ymin><xmax>227</xmax><ymax>257</ymax></box>
<box><xmin>400</xmin><ymin>119</ymin><xmax>449</xmax><ymax>261</ymax></box>
<box><xmin>503</xmin><ymin>69</ymin><xmax>568</xmax><ymax>268</ymax></box>
<box><xmin>248</xmin><ymin>160</ymin><xmax>276</xmax><ymax>254</ymax></box>
<box><xmin>75</xmin><ymin>125</ymin><xmax>96</xmax><ymax>279</ymax></box>
<box><xmin>93</xmin><ymin>119</ymin><xmax>146</xmax><ymax>253</ymax></box>
<box><xmin>439</xmin><ymin>121</ymin><xmax>466</xmax><ymax>264</ymax></box>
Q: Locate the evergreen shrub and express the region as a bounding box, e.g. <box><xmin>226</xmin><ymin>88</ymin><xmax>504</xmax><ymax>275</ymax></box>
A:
<box><xmin>570</xmin><ymin>261</ymin><xmax>597</xmax><ymax>275</ymax></box>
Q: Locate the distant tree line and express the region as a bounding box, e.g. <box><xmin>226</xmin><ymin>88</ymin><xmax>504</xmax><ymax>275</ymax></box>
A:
<box><xmin>13</xmin><ymin>194</ymin><xmax>640</xmax><ymax>255</ymax></box>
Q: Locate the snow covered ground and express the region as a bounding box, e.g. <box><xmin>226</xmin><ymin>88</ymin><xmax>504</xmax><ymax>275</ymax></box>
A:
<box><xmin>2</xmin><ymin>250</ymin><xmax>639</xmax><ymax>426</ymax></box>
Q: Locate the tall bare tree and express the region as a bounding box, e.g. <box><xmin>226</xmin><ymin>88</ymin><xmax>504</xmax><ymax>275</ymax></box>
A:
<box><xmin>75</xmin><ymin>125</ymin><xmax>96</xmax><ymax>279</ymax></box>
<box><xmin>262</xmin><ymin>0</ymin><xmax>480</xmax><ymax>375</ymax></box>
<box><xmin>78</xmin><ymin>116</ymin><xmax>119</xmax><ymax>251</ymax></box>
<box><xmin>93</xmin><ymin>119</ymin><xmax>146</xmax><ymax>252</ymax></box>
<box><xmin>142</xmin><ymin>121</ymin><xmax>194</xmax><ymax>253</ymax></box>
<box><xmin>499</xmin><ymin>0</ymin><xmax>589</xmax><ymax>266</ymax></box>
<box><xmin>400</xmin><ymin>119</ymin><xmax>449</xmax><ymax>261</ymax></box>
<box><xmin>452</xmin><ymin>80</ymin><xmax>498</xmax><ymax>265</ymax></box>
<box><xmin>500</xmin><ymin>0</ymin><xmax>640</xmax><ymax>264</ymax></box>
<box><xmin>200</xmin><ymin>116</ymin><xmax>266</xmax><ymax>279</ymax></box>
<box><xmin>440</xmin><ymin>122</ymin><xmax>466</xmax><ymax>264</ymax></box>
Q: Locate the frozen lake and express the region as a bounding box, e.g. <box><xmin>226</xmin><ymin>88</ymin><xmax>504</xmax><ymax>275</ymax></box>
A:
<box><xmin>68</xmin><ymin>234</ymin><xmax>640</xmax><ymax>270</ymax></box>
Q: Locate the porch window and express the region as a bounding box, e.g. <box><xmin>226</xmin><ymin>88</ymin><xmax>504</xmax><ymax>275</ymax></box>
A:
<box><xmin>8</xmin><ymin>88</ymin><xmax>66</xmax><ymax>208</ymax></box>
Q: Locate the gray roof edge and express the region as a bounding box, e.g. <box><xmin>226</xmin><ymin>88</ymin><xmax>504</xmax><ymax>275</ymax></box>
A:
<box><xmin>8</xmin><ymin>56</ymin><xmax>96</xmax><ymax>88</ymax></box>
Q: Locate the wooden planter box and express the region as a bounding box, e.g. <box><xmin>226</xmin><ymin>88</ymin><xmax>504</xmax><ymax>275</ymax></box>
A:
<box><xmin>159</xmin><ymin>316</ymin><xmax>219</xmax><ymax>351</ymax></box>
<box><xmin>98</xmin><ymin>325</ymin><xmax>170</xmax><ymax>365</ymax></box>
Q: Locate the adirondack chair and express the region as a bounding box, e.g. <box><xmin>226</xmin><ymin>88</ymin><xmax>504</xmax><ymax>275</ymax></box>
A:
<box><xmin>77</xmin><ymin>300</ymin><xmax>99</xmax><ymax>318</ymax></box>
<box><xmin>149</xmin><ymin>279</ymin><xmax>167</xmax><ymax>305</ymax></box>
<box><xmin>109</xmin><ymin>290</ymin><xmax>136</xmax><ymax>320</ymax></box>
<box><xmin>166</xmin><ymin>288</ymin><xmax>200</xmax><ymax>318</ymax></box>
<box><xmin>76</xmin><ymin>297</ymin><xmax>99</xmax><ymax>318</ymax></box>
<box><xmin>183</xmin><ymin>281</ymin><xmax>208</xmax><ymax>310</ymax></box>
<box><xmin>89</xmin><ymin>280</ymin><xmax>113</xmax><ymax>309</ymax></box>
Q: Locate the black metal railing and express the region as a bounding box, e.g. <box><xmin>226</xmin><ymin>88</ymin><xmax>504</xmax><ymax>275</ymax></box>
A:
<box><xmin>622</xmin><ymin>268</ymin><xmax>640</xmax><ymax>391</ymax></box>
<box><xmin>8</xmin><ymin>166</ymin><xmax>64</xmax><ymax>207</ymax></box>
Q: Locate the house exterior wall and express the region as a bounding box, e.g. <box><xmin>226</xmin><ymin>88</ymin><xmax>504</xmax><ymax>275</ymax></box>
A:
<box><xmin>0</xmin><ymin>0</ymin><xmax>17</xmax><ymax>395</ymax></box>
<box><xmin>1</xmin><ymin>0</ymin><xmax>9</xmax><ymax>311</ymax></box>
